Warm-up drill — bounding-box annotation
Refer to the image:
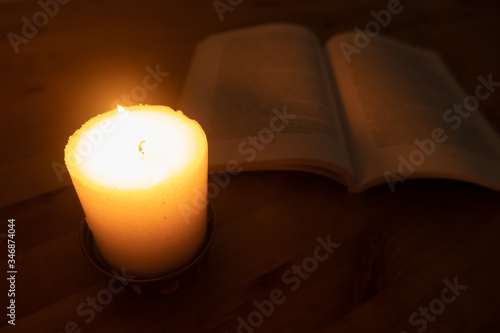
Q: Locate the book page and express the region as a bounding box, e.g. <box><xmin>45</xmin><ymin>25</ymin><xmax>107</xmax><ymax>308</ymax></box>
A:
<box><xmin>180</xmin><ymin>23</ymin><xmax>354</xmax><ymax>185</ymax></box>
<box><xmin>326</xmin><ymin>32</ymin><xmax>500</xmax><ymax>191</ymax></box>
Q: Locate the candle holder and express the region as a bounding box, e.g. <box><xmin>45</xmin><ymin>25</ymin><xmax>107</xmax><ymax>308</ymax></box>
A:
<box><xmin>79</xmin><ymin>202</ymin><xmax>216</xmax><ymax>297</ymax></box>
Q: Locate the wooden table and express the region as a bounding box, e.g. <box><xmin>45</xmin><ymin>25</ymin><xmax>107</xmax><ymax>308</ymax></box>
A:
<box><xmin>1</xmin><ymin>0</ymin><xmax>499</xmax><ymax>332</ymax></box>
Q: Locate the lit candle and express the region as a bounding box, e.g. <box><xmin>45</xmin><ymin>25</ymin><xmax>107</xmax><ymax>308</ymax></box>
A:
<box><xmin>65</xmin><ymin>105</ymin><xmax>208</xmax><ymax>278</ymax></box>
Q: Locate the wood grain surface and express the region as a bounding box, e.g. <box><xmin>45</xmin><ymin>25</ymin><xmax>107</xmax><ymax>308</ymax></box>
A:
<box><xmin>1</xmin><ymin>0</ymin><xmax>499</xmax><ymax>332</ymax></box>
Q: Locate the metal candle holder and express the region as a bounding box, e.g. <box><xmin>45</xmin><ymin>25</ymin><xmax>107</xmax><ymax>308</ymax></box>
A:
<box><xmin>79</xmin><ymin>202</ymin><xmax>216</xmax><ymax>297</ymax></box>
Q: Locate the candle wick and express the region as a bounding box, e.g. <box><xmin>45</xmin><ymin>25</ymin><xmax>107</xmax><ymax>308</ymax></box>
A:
<box><xmin>138</xmin><ymin>140</ymin><xmax>146</xmax><ymax>154</ymax></box>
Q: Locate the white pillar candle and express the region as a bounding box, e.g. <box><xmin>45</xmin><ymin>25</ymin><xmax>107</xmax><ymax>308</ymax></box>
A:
<box><xmin>65</xmin><ymin>105</ymin><xmax>208</xmax><ymax>278</ymax></box>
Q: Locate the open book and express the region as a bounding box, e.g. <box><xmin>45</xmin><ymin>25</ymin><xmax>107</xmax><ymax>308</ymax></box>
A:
<box><xmin>179</xmin><ymin>23</ymin><xmax>500</xmax><ymax>192</ymax></box>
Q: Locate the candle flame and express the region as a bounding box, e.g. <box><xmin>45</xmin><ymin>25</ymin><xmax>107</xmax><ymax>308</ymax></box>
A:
<box><xmin>117</xmin><ymin>105</ymin><xmax>128</xmax><ymax>119</ymax></box>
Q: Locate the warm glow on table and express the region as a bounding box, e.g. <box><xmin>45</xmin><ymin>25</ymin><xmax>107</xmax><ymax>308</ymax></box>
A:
<box><xmin>65</xmin><ymin>105</ymin><xmax>208</xmax><ymax>278</ymax></box>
